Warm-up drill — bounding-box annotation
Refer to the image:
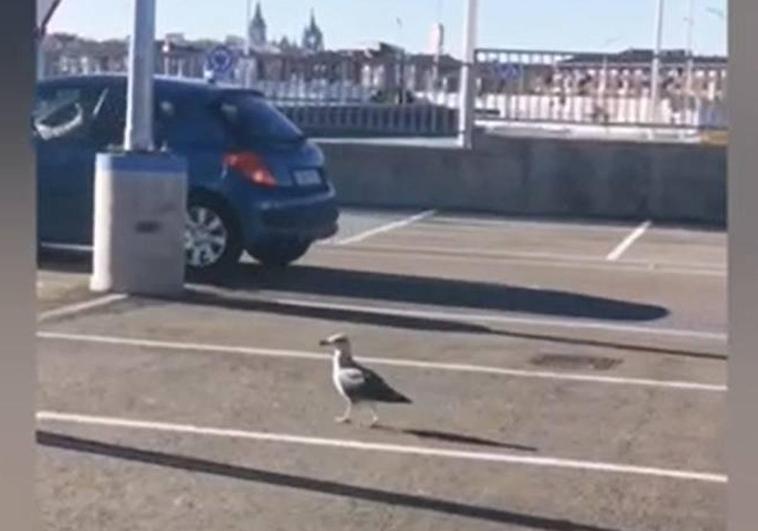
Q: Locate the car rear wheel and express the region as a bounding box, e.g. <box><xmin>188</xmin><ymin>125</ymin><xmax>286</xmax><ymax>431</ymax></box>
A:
<box><xmin>185</xmin><ymin>194</ymin><xmax>242</xmax><ymax>276</ymax></box>
<box><xmin>248</xmin><ymin>238</ymin><xmax>311</xmax><ymax>268</ymax></box>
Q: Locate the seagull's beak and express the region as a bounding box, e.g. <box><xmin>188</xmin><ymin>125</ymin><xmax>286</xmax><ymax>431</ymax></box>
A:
<box><xmin>319</xmin><ymin>339</ymin><xmax>330</xmax><ymax>347</ymax></box>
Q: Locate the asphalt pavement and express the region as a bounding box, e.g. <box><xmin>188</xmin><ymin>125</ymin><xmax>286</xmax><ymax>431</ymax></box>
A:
<box><xmin>36</xmin><ymin>209</ymin><xmax>727</xmax><ymax>531</ymax></box>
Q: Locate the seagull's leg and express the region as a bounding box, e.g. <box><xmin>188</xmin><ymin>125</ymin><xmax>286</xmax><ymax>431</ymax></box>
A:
<box><xmin>368</xmin><ymin>403</ymin><xmax>380</xmax><ymax>428</ymax></box>
<box><xmin>335</xmin><ymin>401</ymin><xmax>352</xmax><ymax>424</ymax></box>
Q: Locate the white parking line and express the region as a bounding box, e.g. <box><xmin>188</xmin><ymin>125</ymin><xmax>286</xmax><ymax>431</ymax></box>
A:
<box><xmin>37</xmin><ymin>332</ymin><xmax>727</xmax><ymax>392</ymax></box>
<box><xmin>268</xmin><ymin>296</ymin><xmax>727</xmax><ymax>343</ymax></box>
<box><xmin>606</xmin><ymin>221</ymin><xmax>652</xmax><ymax>261</ymax></box>
<box><xmin>38</xmin><ymin>294</ymin><xmax>128</xmax><ymax>323</ymax></box>
<box><xmin>36</xmin><ymin>411</ymin><xmax>728</xmax><ymax>484</ymax></box>
<box><xmin>335</xmin><ymin>210</ymin><xmax>437</xmax><ymax>245</ymax></box>
<box><xmin>317</xmin><ymin>243</ymin><xmax>726</xmax><ymax>277</ymax></box>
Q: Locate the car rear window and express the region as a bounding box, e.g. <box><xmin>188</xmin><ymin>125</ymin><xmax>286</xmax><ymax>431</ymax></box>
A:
<box><xmin>217</xmin><ymin>93</ymin><xmax>305</xmax><ymax>146</ymax></box>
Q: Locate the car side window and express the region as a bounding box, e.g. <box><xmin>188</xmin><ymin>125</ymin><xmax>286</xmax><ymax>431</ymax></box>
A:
<box><xmin>156</xmin><ymin>95</ymin><xmax>229</xmax><ymax>149</ymax></box>
<box><xmin>33</xmin><ymin>87</ymin><xmax>103</xmax><ymax>142</ymax></box>
<box><xmin>91</xmin><ymin>87</ymin><xmax>126</xmax><ymax>148</ymax></box>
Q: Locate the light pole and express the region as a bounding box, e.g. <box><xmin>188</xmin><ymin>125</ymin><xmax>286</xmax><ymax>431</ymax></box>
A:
<box><xmin>685</xmin><ymin>0</ymin><xmax>696</xmax><ymax>110</ymax></box>
<box><xmin>459</xmin><ymin>0</ymin><xmax>478</xmax><ymax>149</ymax></box>
<box><xmin>124</xmin><ymin>0</ymin><xmax>156</xmax><ymax>151</ymax></box>
<box><xmin>650</xmin><ymin>0</ymin><xmax>665</xmax><ymax>124</ymax></box>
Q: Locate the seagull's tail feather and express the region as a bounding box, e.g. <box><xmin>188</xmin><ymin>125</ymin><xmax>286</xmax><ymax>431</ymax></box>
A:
<box><xmin>383</xmin><ymin>388</ymin><xmax>412</xmax><ymax>404</ymax></box>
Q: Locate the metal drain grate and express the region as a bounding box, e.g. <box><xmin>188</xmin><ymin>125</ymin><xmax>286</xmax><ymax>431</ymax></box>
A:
<box><xmin>529</xmin><ymin>353</ymin><xmax>622</xmax><ymax>371</ymax></box>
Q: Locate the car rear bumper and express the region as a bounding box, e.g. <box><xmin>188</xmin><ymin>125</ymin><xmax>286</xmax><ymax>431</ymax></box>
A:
<box><xmin>242</xmin><ymin>189</ymin><xmax>339</xmax><ymax>245</ymax></box>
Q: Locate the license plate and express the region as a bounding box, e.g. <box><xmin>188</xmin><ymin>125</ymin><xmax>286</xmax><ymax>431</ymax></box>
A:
<box><xmin>293</xmin><ymin>169</ymin><xmax>321</xmax><ymax>186</ymax></box>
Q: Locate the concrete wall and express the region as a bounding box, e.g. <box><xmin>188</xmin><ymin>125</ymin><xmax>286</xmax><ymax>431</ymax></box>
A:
<box><xmin>318</xmin><ymin>134</ymin><xmax>726</xmax><ymax>226</ymax></box>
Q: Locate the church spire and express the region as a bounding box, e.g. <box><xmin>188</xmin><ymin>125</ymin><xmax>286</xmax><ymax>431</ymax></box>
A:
<box><xmin>301</xmin><ymin>7</ymin><xmax>324</xmax><ymax>53</ymax></box>
<box><xmin>248</xmin><ymin>1</ymin><xmax>267</xmax><ymax>51</ymax></box>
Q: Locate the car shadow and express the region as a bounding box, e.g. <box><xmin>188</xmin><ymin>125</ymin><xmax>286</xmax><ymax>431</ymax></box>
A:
<box><xmin>37</xmin><ymin>247</ymin><xmax>91</xmax><ymax>275</ymax></box>
<box><xmin>172</xmin><ymin>289</ymin><xmax>722</xmax><ymax>361</ymax></box>
<box><xmin>37</xmin><ymin>431</ymin><xmax>618</xmax><ymax>531</ymax></box>
<box><xmin>204</xmin><ymin>263</ymin><xmax>669</xmax><ymax>322</ymax></box>
<box><xmin>37</xmin><ymin>249</ymin><xmax>721</xmax><ymax>361</ymax></box>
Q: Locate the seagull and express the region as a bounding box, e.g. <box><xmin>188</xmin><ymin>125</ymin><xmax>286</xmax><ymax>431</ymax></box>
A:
<box><xmin>319</xmin><ymin>333</ymin><xmax>411</xmax><ymax>427</ymax></box>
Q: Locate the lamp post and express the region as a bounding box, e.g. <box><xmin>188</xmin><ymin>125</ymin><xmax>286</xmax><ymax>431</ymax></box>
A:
<box><xmin>650</xmin><ymin>0</ymin><xmax>665</xmax><ymax>124</ymax></box>
<box><xmin>124</xmin><ymin>0</ymin><xmax>156</xmax><ymax>151</ymax></box>
<box><xmin>459</xmin><ymin>0</ymin><xmax>478</xmax><ymax>149</ymax></box>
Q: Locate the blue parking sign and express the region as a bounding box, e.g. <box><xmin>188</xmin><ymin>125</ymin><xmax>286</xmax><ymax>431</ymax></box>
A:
<box><xmin>205</xmin><ymin>45</ymin><xmax>237</xmax><ymax>80</ymax></box>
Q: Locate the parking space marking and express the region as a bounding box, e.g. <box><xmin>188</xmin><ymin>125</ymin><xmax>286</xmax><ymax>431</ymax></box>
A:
<box><xmin>317</xmin><ymin>243</ymin><xmax>726</xmax><ymax>277</ymax></box>
<box><xmin>37</xmin><ymin>294</ymin><xmax>127</xmax><ymax>323</ymax></box>
<box><xmin>37</xmin><ymin>332</ymin><xmax>727</xmax><ymax>392</ymax></box>
<box><xmin>335</xmin><ymin>210</ymin><xmax>437</xmax><ymax>245</ymax></box>
<box><xmin>36</xmin><ymin>411</ymin><xmax>728</xmax><ymax>484</ymax></box>
<box><xmin>268</xmin><ymin>296</ymin><xmax>727</xmax><ymax>343</ymax></box>
<box><xmin>606</xmin><ymin>221</ymin><xmax>652</xmax><ymax>261</ymax></box>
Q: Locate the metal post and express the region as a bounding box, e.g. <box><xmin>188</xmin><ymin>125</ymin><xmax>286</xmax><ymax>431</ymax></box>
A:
<box><xmin>245</xmin><ymin>0</ymin><xmax>252</xmax><ymax>54</ymax></box>
<box><xmin>650</xmin><ymin>0</ymin><xmax>665</xmax><ymax>124</ymax></box>
<box><xmin>685</xmin><ymin>0</ymin><xmax>696</xmax><ymax>124</ymax></box>
<box><xmin>124</xmin><ymin>0</ymin><xmax>156</xmax><ymax>152</ymax></box>
<box><xmin>36</xmin><ymin>32</ymin><xmax>45</xmax><ymax>80</ymax></box>
<box><xmin>459</xmin><ymin>0</ymin><xmax>478</xmax><ymax>149</ymax></box>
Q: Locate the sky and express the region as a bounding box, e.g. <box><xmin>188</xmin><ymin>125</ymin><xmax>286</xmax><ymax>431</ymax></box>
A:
<box><xmin>47</xmin><ymin>0</ymin><xmax>728</xmax><ymax>57</ymax></box>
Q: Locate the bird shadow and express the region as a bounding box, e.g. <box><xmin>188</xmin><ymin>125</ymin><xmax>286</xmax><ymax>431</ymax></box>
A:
<box><xmin>370</xmin><ymin>424</ymin><xmax>538</xmax><ymax>452</ymax></box>
<box><xmin>37</xmin><ymin>430</ymin><xmax>617</xmax><ymax>531</ymax></box>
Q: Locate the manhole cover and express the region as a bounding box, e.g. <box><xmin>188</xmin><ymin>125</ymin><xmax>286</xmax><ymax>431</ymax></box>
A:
<box><xmin>530</xmin><ymin>353</ymin><xmax>622</xmax><ymax>371</ymax></box>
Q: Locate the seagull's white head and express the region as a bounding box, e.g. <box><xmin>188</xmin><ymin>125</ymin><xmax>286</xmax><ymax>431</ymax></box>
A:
<box><xmin>319</xmin><ymin>333</ymin><xmax>352</xmax><ymax>360</ymax></box>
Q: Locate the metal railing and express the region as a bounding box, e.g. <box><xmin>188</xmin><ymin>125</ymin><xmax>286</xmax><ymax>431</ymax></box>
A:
<box><xmin>40</xmin><ymin>43</ymin><xmax>729</xmax><ymax>137</ymax></box>
<box><xmin>237</xmin><ymin>53</ymin><xmax>461</xmax><ymax>137</ymax></box>
<box><xmin>473</xmin><ymin>48</ymin><xmax>727</xmax><ymax>131</ymax></box>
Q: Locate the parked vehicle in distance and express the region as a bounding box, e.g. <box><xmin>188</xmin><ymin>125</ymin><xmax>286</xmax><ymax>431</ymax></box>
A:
<box><xmin>33</xmin><ymin>74</ymin><xmax>339</xmax><ymax>276</ymax></box>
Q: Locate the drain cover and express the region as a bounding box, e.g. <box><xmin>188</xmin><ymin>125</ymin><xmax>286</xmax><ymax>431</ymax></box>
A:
<box><xmin>530</xmin><ymin>353</ymin><xmax>622</xmax><ymax>371</ymax></box>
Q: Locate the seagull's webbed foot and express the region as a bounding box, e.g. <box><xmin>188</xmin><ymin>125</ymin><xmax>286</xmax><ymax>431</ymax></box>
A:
<box><xmin>335</xmin><ymin>403</ymin><xmax>352</xmax><ymax>424</ymax></box>
<box><xmin>368</xmin><ymin>404</ymin><xmax>380</xmax><ymax>428</ymax></box>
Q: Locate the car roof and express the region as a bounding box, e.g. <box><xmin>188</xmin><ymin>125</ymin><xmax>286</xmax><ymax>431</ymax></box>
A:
<box><xmin>37</xmin><ymin>74</ymin><xmax>265</xmax><ymax>100</ymax></box>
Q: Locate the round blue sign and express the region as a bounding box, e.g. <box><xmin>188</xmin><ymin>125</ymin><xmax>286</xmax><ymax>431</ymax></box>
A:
<box><xmin>206</xmin><ymin>45</ymin><xmax>237</xmax><ymax>77</ymax></box>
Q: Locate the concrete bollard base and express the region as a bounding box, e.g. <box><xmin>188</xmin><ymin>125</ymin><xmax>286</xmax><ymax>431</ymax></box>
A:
<box><xmin>90</xmin><ymin>152</ymin><xmax>188</xmax><ymax>296</ymax></box>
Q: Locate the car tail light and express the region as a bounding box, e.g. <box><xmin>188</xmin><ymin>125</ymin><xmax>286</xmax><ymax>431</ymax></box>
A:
<box><xmin>224</xmin><ymin>152</ymin><xmax>277</xmax><ymax>187</ymax></box>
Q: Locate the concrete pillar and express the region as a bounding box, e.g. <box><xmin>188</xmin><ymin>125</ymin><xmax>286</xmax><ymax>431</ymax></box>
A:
<box><xmin>1</xmin><ymin>0</ymin><xmax>35</xmax><ymax>528</ymax></box>
<box><xmin>729</xmin><ymin>0</ymin><xmax>758</xmax><ymax>527</ymax></box>
<box><xmin>90</xmin><ymin>154</ymin><xmax>187</xmax><ymax>295</ymax></box>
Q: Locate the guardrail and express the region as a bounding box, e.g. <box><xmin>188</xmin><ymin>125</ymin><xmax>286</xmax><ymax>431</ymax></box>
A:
<box><xmin>473</xmin><ymin>48</ymin><xmax>727</xmax><ymax>130</ymax></box>
<box><xmin>41</xmin><ymin>44</ymin><xmax>728</xmax><ymax>138</ymax></box>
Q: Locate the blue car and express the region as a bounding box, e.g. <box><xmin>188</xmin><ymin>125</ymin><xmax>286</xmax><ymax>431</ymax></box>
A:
<box><xmin>33</xmin><ymin>74</ymin><xmax>339</xmax><ymax>275</ymax></box>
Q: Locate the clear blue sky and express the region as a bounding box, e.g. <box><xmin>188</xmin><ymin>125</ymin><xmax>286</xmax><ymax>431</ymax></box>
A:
<box><xmin>48</xmin><ymin>0</ymin><xmax>727</xmax><ymax>57</ymax></box>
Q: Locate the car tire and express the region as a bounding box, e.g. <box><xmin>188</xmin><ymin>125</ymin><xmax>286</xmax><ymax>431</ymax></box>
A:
<box><xmin>248</xmin><ymin>238</ymin><xmax>311</xmax><ymax>268</ymax></box>
<box><xmin>185</xmin><ymin>193</ymin><xmax>243</xmax><ymax>278</ymax></box>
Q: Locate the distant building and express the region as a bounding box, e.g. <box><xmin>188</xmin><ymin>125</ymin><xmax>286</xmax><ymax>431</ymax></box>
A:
<box><xmin>225</xmin><ymin>35</ymin><xmax>246</xmax><ymax>50</ymax></box>
<box><xmin>248</xmin><ymin>1</ymin><xmax>267</xmax><ymax>52</ymax></box>
<box><xmin>301</xmin><ymin>9</ymin><xmax>325</xmax><ymax>53</ymax></box>
<box><xmin>428</xmin><ymin>22</ymin><xmax>444</xmax><ymax>56</ymax></box>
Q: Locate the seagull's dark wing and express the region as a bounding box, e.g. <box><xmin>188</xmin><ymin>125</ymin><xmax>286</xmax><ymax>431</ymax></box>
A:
<box><xmin>349</xmin><ymin>365</ymin><xmax>412</xmax><ymax>404</ymax></box>
<box><xmin>337</xmin><ymin>367</ymin><xmax>367</xmax><ymax>399</ymax></box>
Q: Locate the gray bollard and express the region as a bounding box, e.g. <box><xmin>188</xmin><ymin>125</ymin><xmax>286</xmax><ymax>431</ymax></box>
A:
<box><xmin>90</xmin><ymin>152</ymin><xmax>188</xmax><ymax>296</ymax></box>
